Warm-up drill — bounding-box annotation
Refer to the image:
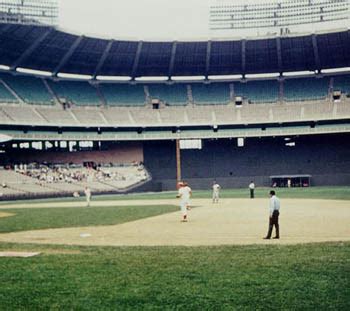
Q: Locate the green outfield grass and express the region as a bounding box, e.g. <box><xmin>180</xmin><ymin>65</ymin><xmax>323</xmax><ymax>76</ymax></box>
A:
<box><xmin>0</xmin><ymin>186</ymin><xmax>349</xmax><ymax>206</ymax></box>
<box><xmin>0</xmin><ymin>187</ymin><xmax>349</xmax><ymax>309</ymax></box>
<box><xmin>0</xmin><ymin>242</ymin><xmax>349</xmax><ymax>310</ymax></box>
<box><xmin>0</xmin><ymin>204</ymin><xmax>177</xmax><ymax>233</ymax></box>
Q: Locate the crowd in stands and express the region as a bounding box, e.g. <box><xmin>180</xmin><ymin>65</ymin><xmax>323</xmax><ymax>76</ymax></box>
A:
<box><xmin>14</xmin><ymin>162</ymin><xmax>148</xmax><ymax>185</ymax></box>
<box><xmin>0</xmin><ymin>162</ymin><xmax>150</xmax><ymax>198</ymax></box>
<box><xmin>17</xmin><ymin>164</ymin><xmax>88</xmax><ymax>184</ymax></box>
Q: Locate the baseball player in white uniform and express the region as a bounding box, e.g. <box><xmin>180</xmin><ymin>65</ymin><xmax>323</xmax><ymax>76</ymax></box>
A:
<box><xmin>177</xmin><ymin>181</ymin><xmax>192</xmax><ymax>222</ymax></box>
<box><xmin>84</xmin><ymin>186</ymin><xmax>91</xmax><ymax>207</ymax></box>
<box><xmin>212</xmin><ymin>181</ymin><xmax>221</xmax><ymax>203</ymax></box>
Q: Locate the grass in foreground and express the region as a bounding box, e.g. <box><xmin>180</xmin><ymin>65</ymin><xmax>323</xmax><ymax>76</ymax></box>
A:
<box><xmin>0</xmin><ymin>204</ymin><xmax>177</xmax><ymax>233</ymax></box>
<box><xmin>0</xmin><ymin>242</ymin><xmax>349</xmax><ymax>310</ymax></box>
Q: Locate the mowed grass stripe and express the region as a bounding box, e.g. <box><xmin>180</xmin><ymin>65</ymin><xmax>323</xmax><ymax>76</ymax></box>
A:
<box><xmin>0</xmin><ymin>186</ymin><xmax>349</xmax><ymax>206</ymax></box>
<box><xmin>0</xmin><ymin>242</ymin><xmax>349</xmax><ymax>309</ymax></box>
<box><xmin>0</xmin><ymin>205</ymin><xmax>178</xmax><ymax>233</ymax></box>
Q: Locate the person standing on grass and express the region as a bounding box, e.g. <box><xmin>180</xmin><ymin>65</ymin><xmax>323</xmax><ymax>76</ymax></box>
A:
<box><xmin>177</xmin><ymin>181</ymin><xmax>192</xmax><ymax>222</ymax></box>
<box><xmin>249</xmin><ymin>181</ymin><xmax>255</xmax><ymax>198</ymax></box>
<box><xmin>212</xmin><ymin>180</ymin><xmax>221</xmax><ymax>204</ymax></box>
<box><xmin>84</xmin><ymin>186</ymin><xmax>91</xmax><ymax>207</ymax></box>
<box><xmin>264</xmin><ymin>190</ymin><xmax>280</xmax><ymax>239</ymax></box>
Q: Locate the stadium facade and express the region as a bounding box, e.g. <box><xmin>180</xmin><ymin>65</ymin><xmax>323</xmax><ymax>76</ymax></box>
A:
<box><xmin>0</xmin><ymin>0</ymin><xmax>58</xmax><ymax>26</ymax></box>
<box><xmin>210</xmin><ymin>0</ymin><xmax>349</xmax><ymax>36</ymax></box>
<box><xmin>0</xmin><ymin>21</ymin><xmax>349</xmax><ymax>196</ymax></box>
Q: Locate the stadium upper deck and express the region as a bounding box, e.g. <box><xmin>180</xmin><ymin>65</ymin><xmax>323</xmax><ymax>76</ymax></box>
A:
<box><xmin>0</xmin><ymin>23</ymin><xmax>349</xmax><ymax>78</ymax></box>
<box><xmin>0</xmin><ymin>22</ymin><xmax>349</xmax><ymax>143</ymax></box>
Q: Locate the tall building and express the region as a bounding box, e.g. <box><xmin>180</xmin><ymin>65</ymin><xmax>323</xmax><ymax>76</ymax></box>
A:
<box><xmin>0</xmin><ymin>0</ymin><xmax>58</xmax><ymax>26</ymax></box>
<box><xmin>210</xmin><ymin>0</ymin><xmax>349</xmax><ymax>37</ymax></box>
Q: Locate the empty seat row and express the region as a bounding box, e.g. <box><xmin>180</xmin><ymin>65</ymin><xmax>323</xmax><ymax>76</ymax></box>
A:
<box><xmin>1</xmin><ymin>71</ymin><xmax>350</xmax><ymax>106</ymax></box>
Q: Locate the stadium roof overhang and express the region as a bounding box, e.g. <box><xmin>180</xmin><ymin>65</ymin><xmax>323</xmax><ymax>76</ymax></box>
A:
<box><xmin>0</xmin><ymin>23</ymin><xmax>349</xmax><ymax>81</ymax></box>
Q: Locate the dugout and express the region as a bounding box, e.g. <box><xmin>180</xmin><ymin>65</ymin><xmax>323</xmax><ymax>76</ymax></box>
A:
<box><xmin>269</xmin><ymin>175</ymin><xmax>311</xmax><ymax>188</ymax></box>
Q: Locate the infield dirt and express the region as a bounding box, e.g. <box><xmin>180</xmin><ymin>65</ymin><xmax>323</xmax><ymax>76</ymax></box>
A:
<box><xmin>0</xmin><ymin>198</ymin><xmax>349</xmax><ymax>246</ymax></box>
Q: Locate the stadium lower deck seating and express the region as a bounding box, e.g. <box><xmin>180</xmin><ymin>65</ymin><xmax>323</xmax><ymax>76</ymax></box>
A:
<box><xmin>48</xmin><ymin>80</ymin><xmax>101</xmax><ymax>106</ymax></box>
<box><xmin>99</xmin><ymin>84</ymin><xmax>146</xmax><ymax>106</ymax></box>
<box><xmin>234</xmin><ymin>80</ymin><xmax>279</xmax><ymax>103</ymax></box>
<box><xmin>191</xmin><ymin>82</ymin><xmax>231</xmax><ymax>104</ymax></box>
<box><xmin>284</xmin><ymin>77</ymin><xmax>329</xmax><ymax>101</ymax></box>
<box><xmin>0</xmin><ymin>73</ymin><xmax>350</xmax><ymax>127</ymax></box>
<box><xmin>0</xmin><ymin>72</ymin><xmax>344</xmax><ymax>106</ymax></box>
<box><xmin>0</xmin><ymin>97</ymin><xmax>348</xmax><ymax>127</ymax></box>
<box><xmin>0</xmin><ymin>73</ymin><xmax>53</xmax><ymax>105</ymax></box>
<box><xmin>333</xmin><ymin>75</ymin><xmax>350</xmax><ymax>95</ymax></box>
<box><xmin>0</xmin><ymin>164</ymin><xmax>150</xmax><ymax>197</ymax></box>
<box><xmin>0</xmin><ymin>80</ymin><xmax>18</xmax><ymax>103</ymax></box>
<box><xmin>148</xmin><ymin>84</ymin><xmax>188</xmax><ymax>105</ymax></box>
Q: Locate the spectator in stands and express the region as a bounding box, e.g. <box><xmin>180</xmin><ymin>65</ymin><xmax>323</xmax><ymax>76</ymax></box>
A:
<box><xmin>84</xmin><ymin>186</ymin><xmax>91</xmax><ymax>207</ymax></box>
<box><xmin>212</xmin><ymin>180</ymin><xmax>221</xmax><ymax>203</ymax></box>
<box><xmin>249</xmin><ymin>181</ymin><xmax>255</xmax><ymax>198</ymax></box>
<box><xmin>73</xmin><ymin>191</ymin><xmax>80</xmax><ymax>198</ymax></box>
<box><xmin>264</xmin><ymin>190</ymin><xmax>280</xmax><ymax>240</ymax></box>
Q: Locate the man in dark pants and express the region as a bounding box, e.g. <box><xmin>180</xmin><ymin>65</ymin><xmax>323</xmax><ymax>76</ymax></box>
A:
<box><xmin>264</xmin><ymin>190</ymin><xmax>280</xmax><ymax>239</ymax></box>
<box><xmin>249</xmin><ymin>181</ymin><xmax>255</xmax><ymax>198</ymax></box>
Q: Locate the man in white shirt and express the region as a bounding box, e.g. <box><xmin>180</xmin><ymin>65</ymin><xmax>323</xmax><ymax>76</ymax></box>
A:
<box><xmin>212</xmin><ymin>181</ymin><xmax>221</xmax><ymax>203</ymax></box>
<box><xmin>249</xmin><ymin>181</ymin><xmax>255</xmax><ymax>199</ymax></box>
<box><xmin>264</xmin><ymin>190</ymin><xmax>280</xmax><ymax>239</ymax></box>
<box><xmin>177</xmin><ymin>181</ymin><xmax>192</xmax><ymax>222</ymax></box>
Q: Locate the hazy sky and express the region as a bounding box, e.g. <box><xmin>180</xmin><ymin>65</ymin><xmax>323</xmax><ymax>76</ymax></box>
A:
<box><xmin>59</xmin><ymin>0</ymin><xmax>211</xmax><ymax>40</ymax></box>
<box><xmin>58</xmin><ymin>0</ymin><xmax>349</xmax><ymax>40</ymax></box>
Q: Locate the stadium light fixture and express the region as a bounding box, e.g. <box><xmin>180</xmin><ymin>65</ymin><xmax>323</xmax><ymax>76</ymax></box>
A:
<box><xmin>171</xmin><ymin>76</ymin><xmax>206</xmax><ymax>81</ymax></box>
<box><xmin>16</xmin><ymin>67</ymin><xmax>52</xmax><ymax>77</ymax></box>
<box><xmin>96</xmin><ymin>76</ymin><xmax>132</xmax><ymax>81</ymax></box>
<box><xmin>57</xmin><ymin>73</ymin><xmax>92</xmax><ymax>80</ymax></box>
<box><xmin>245</xmin><ymin>73</ymin><xmax>280</xmax><ymax>79</ymax></box>
<box><xmin>283</xmin><ymin>71</ymin><xmax>316</xmax><ymax>77</ymax></box>
<box><xmin>135</xmin><ymin>76</ymin><xmax>169</xmax><ymax>82</ymax></box>
<box><xmin>208</xmin><ymin>75</ymin><xmax>242</xmax><ymax>80</ymax></box>
<box><xmin>321</xmin><ymin>67</ymin><xmax>350</xmax><ymax>74</ymax></box>
<box><xmin>0</xmin><ymin>65</ymin><xmax>10</xmax><ymax>71</ymax></box>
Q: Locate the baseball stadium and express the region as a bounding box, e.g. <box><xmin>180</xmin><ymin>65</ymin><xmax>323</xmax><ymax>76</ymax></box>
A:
<box><xmin>0</xmin><ymin>0</ymin><xmax>349</xmax><ymax>309</ymax></box>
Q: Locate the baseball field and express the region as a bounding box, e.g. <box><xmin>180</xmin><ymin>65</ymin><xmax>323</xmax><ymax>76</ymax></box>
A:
<box><xmin>0</xmin><ymin>186</ymin><xmax>349</xmax><ymax>309</ymax></box>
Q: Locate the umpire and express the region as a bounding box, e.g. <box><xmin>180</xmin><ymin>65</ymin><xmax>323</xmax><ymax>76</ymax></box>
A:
<box><xmin>264</xmin><ymin>190</ymin><xmax>280</xmax><ymax>239</ymax></box>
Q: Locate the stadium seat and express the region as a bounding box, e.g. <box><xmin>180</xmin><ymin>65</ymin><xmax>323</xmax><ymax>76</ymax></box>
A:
<box><xmin>0</xmin><ymin>73</ymin><xmax>53</xmax><ymax>105</ymax></box>
<box><xmin>234</xmin><ymin>80</ymin><xmax>279</xmax><ymax>103</ymax></box>
<box><xmin>0</xmin><ymin>81</ymin><xmax>18</xmax><ymax>103</ymax></box>
<box><xmin>332</xmin><ymin>74</ymin><xmax>350</xmax><ymax>95</ymax></box>
<box><xmin>48</xmin><ymin>80</ymin><xmax>101</xmax><ymax>106</ymax></box>
<box><xmin>284</xmin><ymin>77</ymin><xmax>329</xmax><ymax>101</ymax></box>
<box><xmin>191</xmin><ymin>82</ymin><xmax>231</xmax><ymax>104</ymax></box>
<box><xmin>99</xmin><ymin>84</ymin><xmax>146</xmax><ymax>106</ymax></box>
<box><xmin>0</xmin><ymin>163</ymin><xmax>150</xmax><ymax>197</ymax></box>
<box><xmin>148</xmin><ymin>83</ymin><xmax>188</xmax><ymax>106</ymax></box>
